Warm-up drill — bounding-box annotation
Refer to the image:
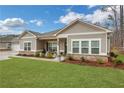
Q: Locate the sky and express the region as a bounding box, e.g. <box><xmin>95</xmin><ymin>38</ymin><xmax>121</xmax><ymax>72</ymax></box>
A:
<box><xmin>0</xmin><ymin>5</ymin><xmax>112</xmax><ymax>35</ymax></box>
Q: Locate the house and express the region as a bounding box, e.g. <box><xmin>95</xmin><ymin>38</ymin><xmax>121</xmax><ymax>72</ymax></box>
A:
<box><xmin>18</xmin><ymin>19</ymin><xmax>112</xmax><ymax>61</ymax></box>
<box><xmin>0</xmin><ymin>35</ymin><xmax>19</xmax><ymax>51</ymax></box>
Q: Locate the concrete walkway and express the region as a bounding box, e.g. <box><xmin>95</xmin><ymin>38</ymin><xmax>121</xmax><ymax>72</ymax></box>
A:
<box><xmin>0</xmin><ymin>51</ymin><xmax>18</xmax><ymax>61</ymax></box>
<box><xmin>0</xmin><ymin>51</ymin><xmax>64</xmax><ymax>62</ymax></box>
<box><xmin>13</xmin><ymin>56</ymin><xmax>60</xmax><ymax>62</ymax></box>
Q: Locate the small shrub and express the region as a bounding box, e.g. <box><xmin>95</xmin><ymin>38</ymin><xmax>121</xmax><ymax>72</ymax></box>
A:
<box><xmin>60</xmin><ymin>52</ymin><xmax>65</xmax><ymax>56</ymax></box>
<box><xmin>97</xmin><ymin>58</ymin><xmax>104</xmax><ymax>64</ymax></box>
<box><xmin>41</xmin><ymin>48</ymin><xmax>46</xmax><ymax>54</ymax></box>
<box><xmin>109</xmin><ymin>52</ymin><xmax>118</xmax><ymax>58</ymax></box>
<box><xmin>67</xmin><ymin>56</ymin><xmax>73</xmax><ymax>61</ymax></box>
<box><xmin>35</xmin><ymin>51</ymin><xmax>40</xmax><ymax>57</ymax></box>
<box><xmin>114</xmin><ymin>59</ymin><xmax>123</xmax><ymax>65</ymax></box>
<box><xmin>17</xmin><ymin>54</ymin><xmax>21</xmax><ymax>56</ymax></box>
<box><xmin>80</xmin><ymin>56</ymin><xmax>85</xmax><ymax>62</ymax></box>
<box><xmin>22</xmin><ymin>54</ymin><xmax>27</xmax><ymax>56</ymax></box>
<box><xmin>46</xmin><ymin>52</ymin><xmax>53</xmax><ymax>58</ymax></box>
<box><xmin>39</xmin><ymin>52</ymin><xmax>45</xmax><ymax>57</ymax></box>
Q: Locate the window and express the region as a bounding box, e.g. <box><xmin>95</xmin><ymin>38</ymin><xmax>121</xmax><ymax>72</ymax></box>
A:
<box><xmin>72</xmin><ymin>41</ymin><xmax>79</xmax><ymax>53</ymax></box>
<box><xmin>91</xmin><ymin>40</ymin><xmax>99</xmax><ymax>54</ymax></box>
<box><xmin>48</xmin><ymin>41</ymin><xmax>57</xmax><ymax>52</ymax></box>
<box><xmin>81</xmin><ymin>41</ymin><xmax>89</xmax><ymax>54</ymax></box>
<box><xmin>24</xmin><ymin>42</ymin><xmax>31</xmax><ymax>51</ymax></box>
<box><xmin>71</xmin><ymin>39</ymin><xmax>100</xmax><ymax>54</ymax></box>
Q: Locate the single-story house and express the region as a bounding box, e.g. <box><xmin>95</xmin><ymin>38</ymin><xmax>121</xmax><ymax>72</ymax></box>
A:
<box><xmin>18</xmin><ymin>19</ymin><xmax>112</xmax><ymax>61</ymax></box>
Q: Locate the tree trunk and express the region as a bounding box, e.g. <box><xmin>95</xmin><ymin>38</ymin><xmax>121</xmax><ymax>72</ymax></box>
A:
<box><xmin>120</xmin><ymin>5</ymin><xmax>124</xmax><ymax>48</ymax></box>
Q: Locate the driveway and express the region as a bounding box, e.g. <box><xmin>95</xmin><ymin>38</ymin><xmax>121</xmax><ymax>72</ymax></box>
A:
<box><xmin>0</xmin><ymin>51</ymin><xmax>18</xmax><ymax>60</ymax></box>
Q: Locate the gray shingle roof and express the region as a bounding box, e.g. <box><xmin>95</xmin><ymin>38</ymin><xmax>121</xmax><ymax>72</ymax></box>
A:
<box><xmin>39</xmin><ymin>29</ymin><xmax>61</xmax><ymax>37</ymax></box>
<box><xmin>23</xmin><ymin>29</ymin><xmax>61</xmax><ymax>38</ymax></box>
<box><xmin>24</xmin><ymin>30</ymin><xmax>42</xmax><ymax>37</ymax></box>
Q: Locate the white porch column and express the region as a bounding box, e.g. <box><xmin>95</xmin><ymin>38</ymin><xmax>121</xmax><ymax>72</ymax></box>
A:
<box><xmin>57</xmin><ymin>38</ymin><xmax>60</xmax><ymax>56</ymax></box>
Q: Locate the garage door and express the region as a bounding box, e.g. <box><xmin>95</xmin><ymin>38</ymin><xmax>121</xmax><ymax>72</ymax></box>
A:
<box><xmin>12</xmin><ymin>44</ymin><xmax>20</xmax><ymax>51</ymax></box>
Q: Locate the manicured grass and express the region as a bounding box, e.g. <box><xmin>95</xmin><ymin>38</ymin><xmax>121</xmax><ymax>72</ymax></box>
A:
<box><xmin>117</xmin><ymin>54</ymin><xmax>124</xmax><ymax>62</ymax></box>
<box><xmin>0</xmin><ymin>58</ymin><xmax>124</xmax><ymax>88</ymax></box>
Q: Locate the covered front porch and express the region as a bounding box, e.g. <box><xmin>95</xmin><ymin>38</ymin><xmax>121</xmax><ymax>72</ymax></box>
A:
<box><xmin>37</xmin><ymin>37</ymin><xmax>67</xmax><ymax>56</ymax></box>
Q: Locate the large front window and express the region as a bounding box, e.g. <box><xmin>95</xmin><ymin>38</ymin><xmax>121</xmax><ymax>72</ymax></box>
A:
<box><xmin>24</xmin><ymin>42</ymin><xmax>31</xmax><ymax>51</ymax></box>
<box><xmin>72</xmin><ymin>41</ymin><xmax>79</xmax><ymax>53</ymax></box>
<box><xmin>72</xmin><ymin>39</ymin><xmax>100</xmax><ymax>54</ymax></box>
<box><xmin>48</xmin><ymin>41</ymin><xmax>57</xmax><ymax>52</ymax></box>
<box><xmin>91</xmin><ymin>41</ymin><xmax>99</xmax><ymax>54</ymax></box>
<box><xmin>81</xmin><ymin>41</ymin><xmax>89</xmax><ymax>54</ymax></box>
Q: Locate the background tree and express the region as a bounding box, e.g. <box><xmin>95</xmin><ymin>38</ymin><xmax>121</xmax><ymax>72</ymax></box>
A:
<box><xmin>101</xmin><ymin>5</ymin><xmax>124</xmax><ymax>49</ymax></box>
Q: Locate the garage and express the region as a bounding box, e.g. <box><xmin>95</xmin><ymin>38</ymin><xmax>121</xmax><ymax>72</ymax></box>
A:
<box><xmin>11</xmin><ymin>43</ymin><xmax>20</xmax><ymax>51</ymax></box>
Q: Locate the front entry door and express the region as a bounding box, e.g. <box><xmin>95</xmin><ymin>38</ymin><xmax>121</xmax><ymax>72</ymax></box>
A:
<box><xmin>64</xmin><ymin>39</ymin><xmax>67</xmax><ymax>54</ymax></box>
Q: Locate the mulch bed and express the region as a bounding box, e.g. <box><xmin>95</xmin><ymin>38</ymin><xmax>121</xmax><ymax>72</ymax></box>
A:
<box><xmin>64</xmin><ymin>60</ymin><xmax>124</xmax><ymax>70</ymax></box>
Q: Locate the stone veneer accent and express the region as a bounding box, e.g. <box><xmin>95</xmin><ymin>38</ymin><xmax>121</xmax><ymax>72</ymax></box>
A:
<box><xmin>67</xmin><ymin>54</ymin><xmax>109</xmax><ymax>62</ymax></box>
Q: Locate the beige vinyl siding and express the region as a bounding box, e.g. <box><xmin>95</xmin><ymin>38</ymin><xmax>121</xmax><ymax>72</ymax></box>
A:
<box><xmin>20</xmin><ymin>38</ymin><xmax>37</xmax><ymax>51</ymax></box>
<box><xmin>67</xmin><ymin>33</ymin><xmax>107</xmax><ymax>55</ymax></box>
<box><xmin>20</xmin><ymin>33</ymin><xmax>37</xmax><ymax>51</ymax></box>
<box><xmin>21</xmin><ymin>32</ymin><xmax>35</xmax><ymax>38</ymax></box>
<box><xmin>56</xmin><ymin>22</ymin><xmax>108</xmax><ymax>55</ymax></box>
<box><xmin>36</xmin><ymin>40</ymin><xmax>45</xmax><ymax>50</ymax></box>
<box><xmin>59</xmin><ymin>39</ymin><xmax>66</xmax><ymax>52</ymax></box>
<box><xmin>58</xmin><ymin>22</ymin><xmax>105</xmax><ymax>35</ymax></box>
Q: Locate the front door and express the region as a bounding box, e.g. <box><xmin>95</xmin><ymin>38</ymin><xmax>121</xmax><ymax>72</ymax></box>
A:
<box><xmin>64</xmin><ymin>39</ymin><xmax>67</xmax><ymax>54</ymax></box>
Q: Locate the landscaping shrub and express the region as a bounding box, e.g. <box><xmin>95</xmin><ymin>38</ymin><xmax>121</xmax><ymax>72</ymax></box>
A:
<box><xmin>80</xmin><ymin>56</ymin><xmax>85</xmax><ymax>62</ymax></box>
<box><xmin>21</xmin><ymin>54</ymin><xmax>27</xmax><ymax>56</ymax></box>
<box><xmin>17</xmin><ymin>54</ymin><xmax>21</xmax><ymax>56</ymax></box>
<box><xmin>114</xmin><ymin>59</ymin><xmax>123</xmax><ymax>65</ymax></box>
<box><xmin>46</xmin><ymin>52</ymin><xmax>53</xmax><ymax>58</ymax></box>
<box><xmin>39</xmin><ymin>52</ymin><xmax>45</xmax><ymax>57</ymax></box>
<box><xmin>97</xmin><ymin>58</ymin><xmax>104</xmax><ymax>64</ymax></box>
<box><xmin>109</xmin><ymin>52</ymin><xmax>118</xmax><ymax>58</ymax></box>
<box><xmin>60</xmin><ymin>52</ymin><xmax>65</xmax><ymax>56</ymax></box>
<box><xmin>67</xmin><ymin>55</ymin><xmax>73</xmax><ymax>61</ymax></box>
<box><xmin>109</xmin><ymin>52</ymin><xmax>118</xmax><ymax>63</ymax></box>
<box><xmin>41</xmin><ymin>48</ymin><xmax>46</xmax><ymax>54</ymax></box>
<box><xmin>35</xmin><ymin>51</ymin><xmax>40</xmax><ymax>57</ymax></box>
<box><xmin>80</xmin><ymin>56</ymin><xmax>86</xmax><ymax>65</ymax></box>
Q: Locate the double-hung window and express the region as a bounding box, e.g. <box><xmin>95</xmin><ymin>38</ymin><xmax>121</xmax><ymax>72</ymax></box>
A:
<box><xmin>24</xmin><ymin>42</ymin><xmax>31</xmax><ymax>51</ymax></box>
<box><xmin>72</xmin><ymin>41</ymin><xmax>79</xmax><ymax>53</ymax></box>
<box><xmin>72</xmin><ymin>39</ymin><xmax>100</xmax><ymax>54</ymax></box>
<box><xmin>91</xmin><ymin>40</ymin><xmax>100</xmax><ymax>54</ymax></box>
<box><xmin>81</xmin><ymin>41</ymin><xmax>89</xmax><ymax>54</ymax></box>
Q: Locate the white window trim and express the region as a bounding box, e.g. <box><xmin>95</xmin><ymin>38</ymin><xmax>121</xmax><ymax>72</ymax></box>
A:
<box><xmin>81</xmin><ymin>41</ymin><xmax>89</xmax><ymax>54</ymax></box>
<box><xmin>47</xmin><ymin>41</ymin><xmax>57</xmax><ymax>52</ymax></box>
<box><xmin>71</xmin><ymin>38</ymin><xmax>102</xmax><ymax>55</ymax></box>
<box><xmin>91</xmin><ymin>40</ymin><xmax>101</xmax><ymax>55</ymax></box>
<box><xmin>72</xmin><ymin>41</ymin><xmax>80</xmax><ymax>54</ymax></box>
<box><xmin>23</xmin><ymin>41</ymin><xmax>32</xmax><ymax>51</ymax></box>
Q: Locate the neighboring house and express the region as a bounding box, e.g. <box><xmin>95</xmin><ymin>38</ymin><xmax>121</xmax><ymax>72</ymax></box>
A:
<box><xmin>19</xmin><ymin>19</ymin><xmax>112</xmax><ymax>61</ymax></box>
<box><xmin>0</xmin><ymin>35</ymin><xmax>19</xmax><ymax>51</ymax></box>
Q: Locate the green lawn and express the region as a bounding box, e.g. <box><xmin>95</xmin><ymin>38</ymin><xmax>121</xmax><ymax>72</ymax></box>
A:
<box><xmin>0</xmin><ymin>58</ymin><xmax>124</xmax><ymax>88</ymax></box>
<box><xmin>117</xmin><ymin>54</ymin><xmax>124</xmax><ymax>62</ymax></box>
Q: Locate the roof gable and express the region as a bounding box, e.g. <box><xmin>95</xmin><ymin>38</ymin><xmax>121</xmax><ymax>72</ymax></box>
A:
<box><xmin>19</xmin><ymin>31</ymin><xmax>37</xmax><ymax>39</ymax></box>
<box><xmin>55</xmin><ymin>19</ymin><xmax>112</xmax><ymax>36</ymax></box>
